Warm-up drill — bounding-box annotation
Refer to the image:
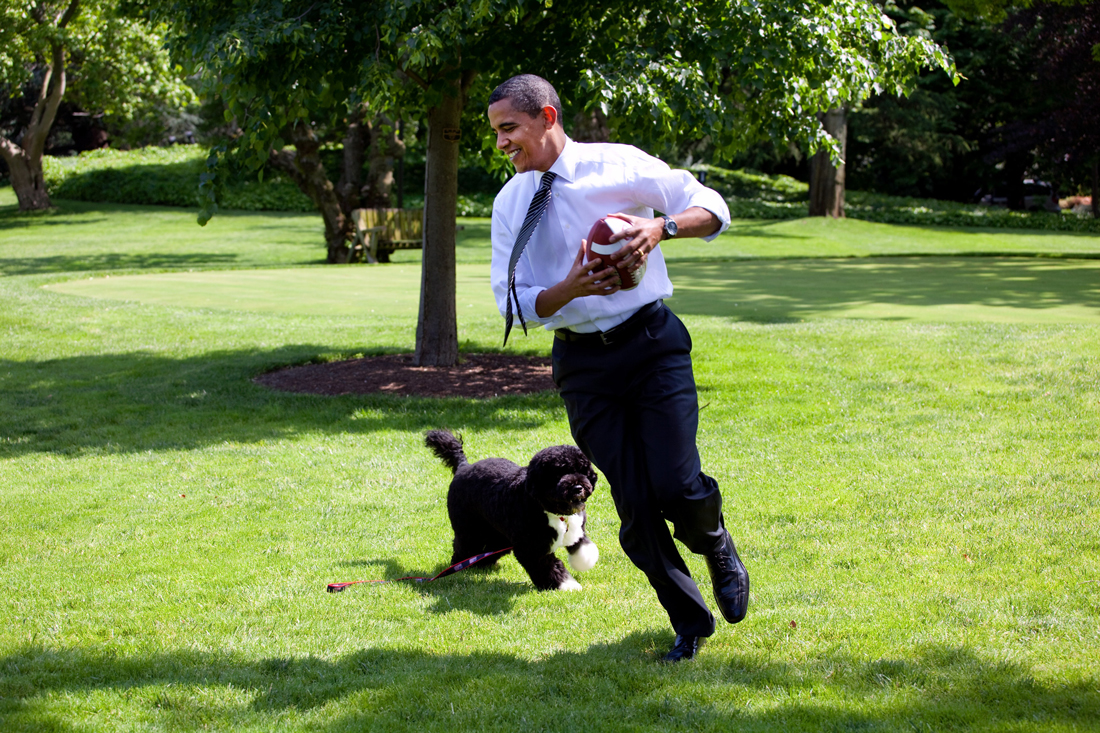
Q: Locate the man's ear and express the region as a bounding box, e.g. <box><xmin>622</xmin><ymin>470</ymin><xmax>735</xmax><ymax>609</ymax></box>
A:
<box><xmin>541</xmin><ymin>105</ymin><xmax>559</xmax><ymax>129</ymax></box>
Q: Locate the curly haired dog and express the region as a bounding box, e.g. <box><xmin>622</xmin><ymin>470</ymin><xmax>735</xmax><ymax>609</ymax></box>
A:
<box><xmin>424</xmin><ymin>429</ymin><xmax>600</xmax><ymax>591</ymax></box>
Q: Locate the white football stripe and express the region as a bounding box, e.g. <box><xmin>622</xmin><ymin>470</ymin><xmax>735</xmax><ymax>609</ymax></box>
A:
<box><xmin>591</xmin><ymin>242</ymin><xmax>624</xmax><ymax>255</ymax></box>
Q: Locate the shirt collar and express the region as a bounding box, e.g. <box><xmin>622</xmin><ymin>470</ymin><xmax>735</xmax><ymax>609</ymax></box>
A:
<box><xmin>547</xmin><ymin>136</ymin><xmax>577</xmax><ymax>184</ymax></box>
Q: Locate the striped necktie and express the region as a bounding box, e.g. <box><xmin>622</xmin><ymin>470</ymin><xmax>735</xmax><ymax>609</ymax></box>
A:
<box><xmin>504</xmin><ymin>171</ymin><xmax>557</xmax><ymax>346</ymax></box>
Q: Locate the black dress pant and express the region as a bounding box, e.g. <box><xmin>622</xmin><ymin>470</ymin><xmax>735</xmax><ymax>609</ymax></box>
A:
<box><xmin>551</xmin><ymin>303</ymin><xmax>725</xmax><ymax>637</ymax></box>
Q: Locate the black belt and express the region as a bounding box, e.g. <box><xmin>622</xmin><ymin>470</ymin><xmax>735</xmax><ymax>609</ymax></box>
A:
<box><xmin>554</xmin><ymin>300</ymin><xmax>664</xmax><ymax>346</ymax></box>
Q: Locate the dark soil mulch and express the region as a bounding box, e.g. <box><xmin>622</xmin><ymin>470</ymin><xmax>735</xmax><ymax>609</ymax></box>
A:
<box><xmin>254</xmin><ymin>353</ymin><xmax>556</xmax><ymax>398</ymax></box>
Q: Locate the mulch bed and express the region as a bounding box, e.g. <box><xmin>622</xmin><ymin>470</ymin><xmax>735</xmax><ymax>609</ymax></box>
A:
<box><xmin>254</xmin><ymin>353</ymin><xmax>556</xmax><ymax>398</ymax></box>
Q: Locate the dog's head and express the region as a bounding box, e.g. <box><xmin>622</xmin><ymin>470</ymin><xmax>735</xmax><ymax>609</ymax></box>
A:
<box><xmin>525</xmin><ymin>445</ymin><xmax>597</xmax><ymax>517</ymax></box>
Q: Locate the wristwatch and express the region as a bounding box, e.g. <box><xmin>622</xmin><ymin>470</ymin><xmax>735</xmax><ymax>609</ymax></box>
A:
<box><xmin>660</xmin><ymin>215</ymin><xmax>678</xmax><ymax>240</ymax></box>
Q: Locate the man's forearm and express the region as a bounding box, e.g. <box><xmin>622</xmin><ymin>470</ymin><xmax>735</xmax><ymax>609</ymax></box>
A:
<box><xmin>535</xmin><ymin>283</ymin><xmax>574</xmax><ymax>319</ymax></box>
<box><xmin>669</xmin><ymin>206</ymin><xmax>721</xmax><ymax>239</ymax></box>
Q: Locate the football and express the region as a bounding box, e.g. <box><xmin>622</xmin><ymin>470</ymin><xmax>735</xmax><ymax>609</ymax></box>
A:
<box><xmin>584</xmin><ymin>216</ymin><xmax>646</xmax><ymax>291</ymax></box>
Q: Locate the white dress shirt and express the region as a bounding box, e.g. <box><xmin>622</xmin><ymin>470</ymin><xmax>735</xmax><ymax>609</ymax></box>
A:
<box><xmin>491</xmin><ymin>137</ymin><xmax>731</xmax><ymax>333</ymax></box>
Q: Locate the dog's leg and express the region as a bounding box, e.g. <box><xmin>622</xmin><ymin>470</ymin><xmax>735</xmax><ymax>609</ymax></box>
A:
<box><xmin>515</xmin><ymin>547</ymin><xmax>580</xmax><ymax>591</ymax></box>
<box><xmin>566</xmin><ymin>535</ymin><xmax>599</xmax><ymax>573</ymax></box>
<box><xmin>451</xmin><ymin>528</ymin><xmax>510</xmax><ymax>568</ymax></box>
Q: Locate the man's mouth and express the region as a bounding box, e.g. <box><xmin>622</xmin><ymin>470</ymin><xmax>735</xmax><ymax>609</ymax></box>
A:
<box><xmin>508</xmin><ymin>149</ymin><xmax>520</xmax><ymax>161</ymax></box>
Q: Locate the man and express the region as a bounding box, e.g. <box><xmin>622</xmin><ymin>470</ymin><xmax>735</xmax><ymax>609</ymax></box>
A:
<box><xmin>487</xmin><ymin>74</ymin><xmax>749</xmax><ymax>663</ymax></box>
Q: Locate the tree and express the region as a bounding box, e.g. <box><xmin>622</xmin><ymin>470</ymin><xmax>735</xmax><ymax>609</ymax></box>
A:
<box><xmin>846</xmin><ymin>1</ymin><xmax>1043</xmax><ymax>201</ymax></box>
<box><xmin>809</xmin><ymin>108</ymin><xmax>848</xmax><ymax>217</ymax></box>
<box><xmin>153</xmin><ymin>0</ymin><xmax>955</xmax><ymax>365</ymax></box>
<box><xmin>1019</xmin><ymin>1</ymin><xmax>1100</xmax><ymax>218</ymax></box>
<box><xmin>1</xmin><ymin>0</ymin><xmax>82</xmax><ymax>209</ymax></box>
<box><xmin>1</xmin><ymin>1</ymin><xmax>194</xmax><ymax>209</ymax></box>
<box><xmin>846</xmin><ymin>0</ymin><xmax>1098</xmax><ymax>216</ymax></box>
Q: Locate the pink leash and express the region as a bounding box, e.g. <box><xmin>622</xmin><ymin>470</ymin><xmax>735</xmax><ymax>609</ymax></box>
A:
<box><xmin>327</xmin><ymin>547</ymin><xmax>514</xmax><ymax>592</ymax></box>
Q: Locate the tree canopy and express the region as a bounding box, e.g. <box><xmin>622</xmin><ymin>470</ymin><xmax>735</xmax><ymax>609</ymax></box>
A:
<box><xmin>1</xmin><ymin>0</ymin><xmax>195</xmax><ymax>208</ymax></box>
<box><xmin>149</xmin><ymin>0</ymin><xmax>956</xmax><ymax>364</ymax></box>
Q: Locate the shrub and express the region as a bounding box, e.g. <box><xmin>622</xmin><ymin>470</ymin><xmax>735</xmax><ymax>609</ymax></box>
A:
<box><xmin>693</xmin><ymin>164</ymin><xmax>1100</xmax><ymax>234</ymax></box>
<box><xmin>40</xmin><ymin>150</ymin><xmax>1100</xmax><ymax>233</ymax></box>
<box><xmin>43</xmin><ymin>147</ymin><xmax>314</xmax><ymax>212</ymax></box>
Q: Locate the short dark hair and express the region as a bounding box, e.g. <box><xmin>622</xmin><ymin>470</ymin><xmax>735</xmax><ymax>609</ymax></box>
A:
<box><xmin>488</xmin><ymin>74</ymin><xmax>563</xmax><ymax>127</ymax></box>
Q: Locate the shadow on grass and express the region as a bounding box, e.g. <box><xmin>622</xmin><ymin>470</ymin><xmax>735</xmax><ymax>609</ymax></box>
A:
<box><xmin>0</xmin><ymin>345</ymin><xmax>562</xmax><ymax>457</ymax></box>
<box><xmin>667</xmin><ymin>256</ymin><xmax>1100</xmax><ymax>322</ymax></box>
<box><xmin>343</xmin><ymin>556</ymin><xmax>532</xmax><ymax>615</ymax></box>
<box><xmin>1</xmin><ymin>640</ymin><xmax>1096</xmax><ymax>731</ymax></box>
<box><xmin>0</xmin><ymin>252</ymin><xmax>249</xmax><ymax>276</ymax></box>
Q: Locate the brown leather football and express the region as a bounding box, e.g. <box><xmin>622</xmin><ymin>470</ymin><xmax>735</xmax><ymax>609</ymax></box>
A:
<box><xmin>584</xmin><ymin>216</ymin><xmax>646</xmax><ymax>291</ymax></box>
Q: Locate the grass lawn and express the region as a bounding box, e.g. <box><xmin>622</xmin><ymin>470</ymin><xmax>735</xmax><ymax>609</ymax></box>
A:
<box><xmin>2</xmin><ymin>188</ymin><xmax>1099</xmax><ymax>731</ymax></box>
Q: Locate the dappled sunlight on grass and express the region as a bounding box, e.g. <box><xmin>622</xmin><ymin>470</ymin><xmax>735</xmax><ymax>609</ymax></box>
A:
<box><xmin>3</xmin><ymin>185</ymin><xmax>1100</xmax><ymax>732</ymax></box>
<box><xmin>668</xmin><ymin>256</ymin><xmax>1100</xmax><ymax>323</ymax></box>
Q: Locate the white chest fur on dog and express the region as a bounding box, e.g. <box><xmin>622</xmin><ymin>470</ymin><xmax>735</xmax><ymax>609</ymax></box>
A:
<box><xmin>546</xmin><ymin>512</ymin><xmax>584</xmax><ymax>552</ymax></box>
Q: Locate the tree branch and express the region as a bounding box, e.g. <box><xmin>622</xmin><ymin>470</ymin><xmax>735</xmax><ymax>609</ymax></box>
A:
<box><xmin>56</xmin><ymin>0</ymin><xmax>81</xmax><ymax>29</ymax></box>
<box><xmin>291</xmin><ymin>2</ymin><xmax>318</xmax><ymax>23</ymax></box>
<box><xmin>399</xmin><ymin>64</ymin><xmax>430</xmax><ymax>90</ymax></box>
<box><xmin>461</xmin><ymin>68</ymin><xmax>477</xmax><ymax>94</ymax></box>
<box><xmin>25</xmin><ymin>42</ymin><xmax>68</xmax><ymax>160</ymax></box>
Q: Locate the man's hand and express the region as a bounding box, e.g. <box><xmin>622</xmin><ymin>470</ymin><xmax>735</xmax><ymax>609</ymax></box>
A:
<box><xmin>605</xmin><ymin>207</ymin><xmax>722</xmax><ymax>272</ymax></box>
<box><xmin>534</xmin><ymin>239</ymin><xmax>621</xmax><ymax>318</ymax></box>
<box><xmin>604</xmin><ymin>213</ymin><xmax>662</xmax><ymax>273</ymax></box>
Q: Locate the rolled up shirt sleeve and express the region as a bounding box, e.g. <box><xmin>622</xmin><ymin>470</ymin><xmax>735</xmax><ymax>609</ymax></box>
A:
<box><xmin>631</xmin><ymin>159</ymin><xmax>731</xmax><ymax>241</ymax></box>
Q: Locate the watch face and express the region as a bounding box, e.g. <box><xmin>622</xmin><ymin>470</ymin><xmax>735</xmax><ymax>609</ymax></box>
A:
<box><xmin>663</xmin><ymin>216</ymin><xmax>678</xmax><ymax>238</ymax></box>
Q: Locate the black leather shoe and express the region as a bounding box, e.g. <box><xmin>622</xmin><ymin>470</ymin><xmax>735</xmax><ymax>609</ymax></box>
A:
<box><xmin>661</xmin><ymin>634</ymin><xmax>702</xmax><ymax>663</ymax></box>
<box><xmin>706</xmin><ymin>530</ymin><xmax>749</xmax><ymax>623</ymax></box>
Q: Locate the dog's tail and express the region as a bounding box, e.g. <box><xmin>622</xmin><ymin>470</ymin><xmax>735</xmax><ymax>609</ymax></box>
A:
<box><xmin>424</xmin><ymin>429</ymin><xmax>468</xmax><ymax>475</ymax></box>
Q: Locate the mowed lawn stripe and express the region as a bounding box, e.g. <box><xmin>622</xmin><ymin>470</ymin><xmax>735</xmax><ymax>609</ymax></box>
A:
<box><xmin>47</xmin><ymin>256</ymin><xmax>1100</xmax><ymax>324</ymax></box>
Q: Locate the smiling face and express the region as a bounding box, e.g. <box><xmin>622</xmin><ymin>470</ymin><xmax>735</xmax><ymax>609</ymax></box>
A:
<box><xmin>487</xmin><ymin>97</ymin><xmax>566</xmax><ymax>174</ymax></box>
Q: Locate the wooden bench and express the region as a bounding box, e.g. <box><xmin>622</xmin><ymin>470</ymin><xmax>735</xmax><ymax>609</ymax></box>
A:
<box><xmin>350</xmin><ymin>208</ymin><xmax>424</xmax><ymax>263</ymax></box>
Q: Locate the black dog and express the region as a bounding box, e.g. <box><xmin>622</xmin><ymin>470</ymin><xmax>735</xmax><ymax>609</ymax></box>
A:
<box><xmin>424</xmin><ymin>429</ymin><xmax>599</xmax><ymax>591</ymax></box>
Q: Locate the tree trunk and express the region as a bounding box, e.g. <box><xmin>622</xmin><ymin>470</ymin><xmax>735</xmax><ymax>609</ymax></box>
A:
<box><xmin>362</xmin><ymin>115</ymin><xmax>405</xmax><ymax>207</ymax></box>
<box><xmin>415</xmin><ymin>73</ymin><xmax>470</xmax><ymax>367</ymax></box>
<box><xmin>1092</xmin><ymin>157</ymin><xmax>1099</xmax><ymax>220</ymax></box>
<box><xmin>269</xmin><ymin>122</ymin><xmax>352</xmax><ymax>263</ymax></box>
<box><xmin>1</xmin><ymin>147</ymin><xmax>52</xmax><ymax>210</ymax></box>
<box><xmin>571</xmin><ymin>108</ymin><xmax>610</xmax><ymax>143</ymax></box>
<box><xmin>808</xmin><ymin>107</ymin><xmax>848</xmax><ymax>218</ymax></box>
<box><xmin>336</xmin><ymin>110</ymin><xmax>367</xmax><ymax>214</ymax></box>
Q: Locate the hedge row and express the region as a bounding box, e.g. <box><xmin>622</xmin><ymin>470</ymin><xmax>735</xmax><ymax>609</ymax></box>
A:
<box><xmin>40</xmin><ymin>148</ymin><xmax>1100</xmax><ymax>233</ymax></box>
<box><xmin>42</xmin><ymin>147</ymin><xmax>499</xmax><ymax>217</ymax></box>
<box><xmin>694</xmin><ymin>164</ymin><xmax>1100</xmax><ymax>234</ymax></box>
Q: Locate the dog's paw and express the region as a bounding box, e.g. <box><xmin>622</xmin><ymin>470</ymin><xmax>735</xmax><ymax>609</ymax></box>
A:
<box><xmin>567</xmin><ymin>540</ymin><xmax>599</xmax><ymax>572</ymax></box>
<box><xmin>558</xmin><ymin>577</ymin><xmax>582</xmax><ymax>591</ymax></box>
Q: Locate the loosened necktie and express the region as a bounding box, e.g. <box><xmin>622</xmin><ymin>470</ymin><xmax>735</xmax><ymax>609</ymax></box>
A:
<box><xmin>504</xmin><ymin>171</ymin><xmax>557</xmax><ymax>346</ymax></box>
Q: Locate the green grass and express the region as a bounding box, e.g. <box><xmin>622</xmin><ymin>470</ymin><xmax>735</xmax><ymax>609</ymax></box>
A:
<box><xmin>2</xmin><ymin>188</ymin><xmax>1099</xmax><ymax>731</ymax></box>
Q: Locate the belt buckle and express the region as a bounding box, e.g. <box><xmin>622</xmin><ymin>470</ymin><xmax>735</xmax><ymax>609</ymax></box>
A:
<box><xmin>599</xmin><ymin>330</ymin><xmax>613</xmax><ymax>346</ymax></box>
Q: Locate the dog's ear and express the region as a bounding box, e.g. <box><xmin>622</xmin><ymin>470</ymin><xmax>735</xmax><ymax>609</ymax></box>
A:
<box><xmin>524</xmin><ymin>451</ymin><xmax>552</xmax><ymax>498</ymax></box>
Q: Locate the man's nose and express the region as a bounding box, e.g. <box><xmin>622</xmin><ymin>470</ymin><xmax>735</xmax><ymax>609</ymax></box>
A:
<box><xmin>495</xmin><ymin>133</ymin><xmax>507</xmax><ymax>149</ymax></box>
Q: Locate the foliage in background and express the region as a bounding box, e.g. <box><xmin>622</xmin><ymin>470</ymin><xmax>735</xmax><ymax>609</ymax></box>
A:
<box><xmin>698</xmin><ymin>163</ymin><xmax>1100</xmax><ymax>232</ymax></box>
<box><xmin>0</xmin><ymin>3</ymin><xmax>196</xmax><ymax>149</ymax></box>
<box><xmin>148</xmin><ymin>0</ymin><xmax>959</xmax><ymax>365</ymax></box>
<box><xmin>39</xmin><ymin>146</ymin><xmax>494</xmax><ymax>216</ymax></box>
<box><xmin>64</xmin><ymin>14</ymin><xmax>198</xmax><ymax>148</ymax></box>
<box><xmin>36</xmin><ymin>148</ymin><xmax>1100</xmax><ymax>233</ymax></box>
<box><xmin>846</xmin><ymin>0</ymin><xmax>1099</xmax><ymax>211</ymax></box>
<box><xmin>845</xmin><ymin>1</ymin><xmax>1032</xmax><ymax>200</ymax></box>
<box><xmin>0</xmin><ymin>0</ymin><xmax>195</xmax><ymax>209</ymax></box>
